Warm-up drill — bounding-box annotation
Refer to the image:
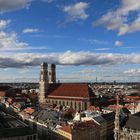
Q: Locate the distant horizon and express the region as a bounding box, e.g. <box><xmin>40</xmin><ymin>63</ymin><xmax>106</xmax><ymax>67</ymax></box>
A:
<box><xmin>1</xmin><ymin>79</ymin><xmax>140</xmax><ymax>83</ymax></box>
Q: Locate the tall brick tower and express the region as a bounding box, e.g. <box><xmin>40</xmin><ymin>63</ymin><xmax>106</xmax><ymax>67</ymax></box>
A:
<box><xmin>39</xmin><ymin>62</ymin><xmax>48</xmax><ymax>104</ymax></box>
<box><xmin>48</xmin><ymin>64</ymin><xmax>56</xmax><ymax>83</ymax></box>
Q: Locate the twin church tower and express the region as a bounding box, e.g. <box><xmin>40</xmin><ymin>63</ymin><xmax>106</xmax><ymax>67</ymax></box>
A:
<box><xmin>39</xmin><ymin>62</ymin><xmax>56</xmax><ymax>104</ymax></box>
<box><xmin>38</xmin><ymin>62</ymin><xmax>94</xmax><ymax>111</ymax></box>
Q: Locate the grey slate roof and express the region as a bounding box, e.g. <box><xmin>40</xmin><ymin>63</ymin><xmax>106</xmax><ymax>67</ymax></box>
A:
<box><xmin>93</xmin><ymin>115</ymin><xmax>105</xmax><ymax>124</ymax></box>
<box><xmin>125</xmin><ymin>112</ymin><xmax>140</xmax><ymax>130</ymax></box>
<box><xmin>102</xmin><ymin>112</ymin><xmax>115</xmax><ymax>122</ymax></box>
<box><xmin>34</xmin><ymin>110</ymin><xmax>59</xmax><ymax>122</ymax></box>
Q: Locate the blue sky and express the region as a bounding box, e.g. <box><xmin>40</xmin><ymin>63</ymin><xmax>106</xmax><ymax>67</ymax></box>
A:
<box><xmin>0</xmin><ymin>0</ymin><xmax>140</xmax><ymax>82</ymax></box>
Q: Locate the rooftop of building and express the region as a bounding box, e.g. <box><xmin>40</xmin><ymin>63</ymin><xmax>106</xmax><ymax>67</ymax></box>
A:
<box><xmin>0</xmin><ymin>128</ymin><xmax>36</xmax><ymax>138</ymax></box>
<box><xmin>0</xmin><ymin>91</ymin><xmax>5</xmax><ymax>97</ymax></box>
<box><xmin>47</xmin><ymin>83</ymin><xmax>95</xmax><ymax>99</ymax></box>
<box><xmin>0</xmin><ymin>86</ymin><xmax>11</xmax><ymax>91</ymax></box>
<box><xmin>105</xmin><ymin>105</ymin><xmax>131</xmax><ymax>114</ymax></box>
<box><xmin>0</xmin><ymin>110</ymin><xmax>36</xmax><ymax>138</ymax></box>
<box><xmin>30</xmin><ymin>108</ymin><xmax>72</xmax><ymax>129</ymax></box>
<box><xmin>93</xmin><ymin>112</ymin><xmax>115</xmax><ymax>124</ymax></box>
<box><xmin>59</xmin><ymin>120</ymin><xmax>97</xmax><ymax>134</ymax></box>
<box><xmin>124</xmin><ymin>112</ymin><xmax>140</xmax><ymax>131</ymax></box>
<box><xmin>133</xmin><ymin>112</ymin><xmax>140</xmax><ymax>117</ymax></box>
<box><xmin>35</xmin><ymin>109</ymin><xmax>59</xmax><ymax>122</ymax></box>
<box><xmin>101</xmin><ymin>112</ymin><xmax>115</xmax><ymax>121</ymax></box>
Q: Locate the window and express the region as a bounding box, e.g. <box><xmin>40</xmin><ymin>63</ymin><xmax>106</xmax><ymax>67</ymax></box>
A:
<box><xmin>71</xmin><ymin>101</ymin><xmax>72</xmax><ymax>107</ymax></box>
<box><xmin>75</xmin><ymin>102</ymin><xmax>77</xmax><ymax>110</ymax></box>
<box><xmin>30</xmin><ymin>136</ymin><xmax>32</xmax><ymax>140</ymax></box>
<box><xmin>63</xmin><ymin>101</ymin><xmax>65</xmax><ymax>106</ymax></box>
<box><xmin>79</xmin><ymin>102</ymin><xmax>81</xmax><ymax>111</ymax></box>
<box><xmin>55</xmin><ymin>100</ymin><xmax>57</xmax><ymax>104</ymax></box>
<box><xmin>33</xmin><ymin>135</ymin><xmax>36</xmax><ymax>140</ymax></box>
<box><xmin>59</xmin><ymin>100</ymin><xmax>61</xmax><ymax>105</ymax></box>
<box><xmin>84</xmin><ymin>102</ymin><xmax>87</xmax><ymax>110</ymax></box>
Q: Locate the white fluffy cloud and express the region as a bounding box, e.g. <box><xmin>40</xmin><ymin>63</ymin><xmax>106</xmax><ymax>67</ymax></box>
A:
<box><xmin>0</xmin><ymin>51</ymin><xmax>140</xmax><ymax>68</ymax></box>
<box><xmin>115</xmin><ymin>40</ymin><xmax>123</xmax><ymax>47</ymax></box>
<box><xmin>0</xmin><ymin>0</ymin><xmax>32</xmax><ymax>13</ymax></box>
<box><xmin>0</xmin><ymin>31</ymin><xmax>28</xmax><ymax>49</ymax></box>
<box><xmin>0</xmin><ymin>20</ymin><xmax>10</xmax><ymax>30</ymax></box>
<box><xmin>124</xmin><ymin>68</ymin><xmax>140</xmax><ymax>76</ymax></box>
<box><xmin>0</xmin><ymin>19</ymin><xmax>28</xmax><ymax>49</ymax></box>
<box><xmin>94</xmin><ymin>0</ymin><xmax>140</xmax><ymax>35</ymax></box>
<box><xmin>64</xmin><ymin>2</ymin><xmax>89</xmax><ymax>22</ymax></box>
<box><xmin>23</xmin><ymin>28</ymin><xmax>39</xmax><ymax>33</ymax></box>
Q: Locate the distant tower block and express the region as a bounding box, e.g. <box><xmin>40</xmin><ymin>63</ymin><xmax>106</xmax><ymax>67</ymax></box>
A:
<box><xmin>39</xmin><ymin>62</ymin><xmax>48</xmax><ymax>104</ymax></box>
<box><xmin>48</xmin><ymin>64</ymin><xmax>56</xmax><ymax>83</ymax></box>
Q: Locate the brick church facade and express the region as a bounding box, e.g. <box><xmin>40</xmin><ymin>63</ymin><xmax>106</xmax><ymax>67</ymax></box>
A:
<box><xmin>39</xmin><ymin>63</ymin><xmax>95</xmax><ymax>111</ymax></box>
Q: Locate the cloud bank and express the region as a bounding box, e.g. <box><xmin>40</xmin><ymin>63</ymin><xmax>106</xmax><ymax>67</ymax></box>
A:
<box><xmin>124</xmin><ymin>68</ymin><xmax>140</xmax><ymax>76</ymax></box>
<box><xmin>0</xmin><ymin>51</ymin><xmax>140</xmax><ymax>68</ymax></box>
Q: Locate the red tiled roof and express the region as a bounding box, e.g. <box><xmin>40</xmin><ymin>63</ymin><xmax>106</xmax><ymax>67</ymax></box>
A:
<box><xmin>0</xmin><ymin>91</ymin><xmax>5</xmax><ymax>97</ymax></box>
<box><xmin>47</xmin><ymin>83</ymin><xmax>95</xmax><ymax>99</ymax></box>
<box><xmin>24</xmin><ymin>107</ymin><xmax>35</xmax><ymax>115</ymax></box>
<box><xmin>59</xmin><ymin>120</ymin><xmax>98</xmax><ymax>134</ymax></box>
<box><xmin>60</xmin><ymin>125</ymin><xmax>72</xmax><ymax>134</ymax></box>
<box><xmin>108</xmin><ymin>105</ymin><xmax>123</xmax><ymax>110</ymax></box>
<box><xmin>125</xmin><ymin>104</ymin><xmax>134</xmax><ymax>109</ymax></box>
<box><xmin>47</xmin><ymin>97</ymin><xmax>87</xmax><ymax>101</ymax></box>
<box><xmin>88</xmin><ymin>105</ymin><xmax>100</xmax><ymax>111</ymax></box>
<box><xmin>125</xmin><ymin>96</ymin><xmax>140</xmax><ymax>99</ymax></box>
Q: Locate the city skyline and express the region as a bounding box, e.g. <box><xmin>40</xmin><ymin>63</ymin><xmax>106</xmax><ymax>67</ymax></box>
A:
<box><xmin>0</xmin><ymin>0</ymin><xmax>140</xmax><ymax>82</ymax></box>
